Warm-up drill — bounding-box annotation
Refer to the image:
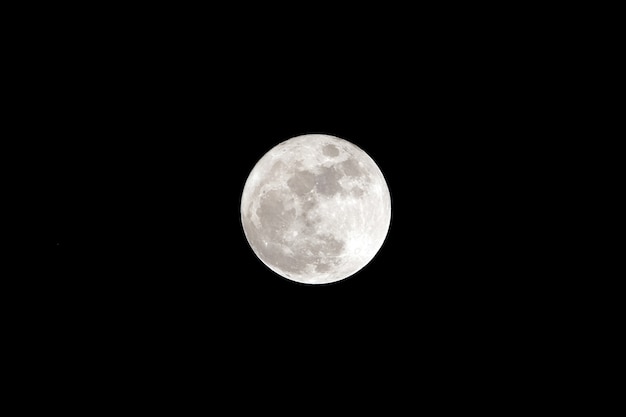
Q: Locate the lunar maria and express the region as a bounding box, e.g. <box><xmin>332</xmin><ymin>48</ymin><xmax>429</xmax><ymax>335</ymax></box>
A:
<box><xmin>241</xmin><ymin>134</ymin><xmax>391</xmax><ymax>284</ymax></box>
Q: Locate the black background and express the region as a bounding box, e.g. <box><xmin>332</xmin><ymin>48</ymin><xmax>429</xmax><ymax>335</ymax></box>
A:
<box><xmin>24</xmin><ymin>4</ymin><xmax>567</xmax><ymax>405</ymax></box>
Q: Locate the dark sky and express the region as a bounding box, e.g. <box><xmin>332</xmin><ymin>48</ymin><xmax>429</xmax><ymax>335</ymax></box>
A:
<box><xmin>34</xmin><ymin>7</ymin><xmax>557</xmax><ymax>401</ymax></box>
<box><xmin>46</xmin><ymin>40</ymin><xmax>530</xmax><ymax>336</ymax></box>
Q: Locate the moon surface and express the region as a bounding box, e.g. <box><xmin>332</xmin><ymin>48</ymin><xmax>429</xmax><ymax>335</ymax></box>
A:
<box><xmin>241</xmin><ymin>134</ymin><xmax>391</xmax><ymax>284</ymax></box>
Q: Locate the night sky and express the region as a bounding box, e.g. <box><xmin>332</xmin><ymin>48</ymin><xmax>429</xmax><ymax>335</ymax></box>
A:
<box><xmin>35</xmin><ymin>5</ymin><xmax>555</xmax><ymax>403</ymax></box>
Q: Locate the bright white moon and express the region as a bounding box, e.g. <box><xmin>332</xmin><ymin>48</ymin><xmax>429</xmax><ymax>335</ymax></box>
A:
<box><xmin>241</xmin><ymin>134</ymin><xmax>391</xmax><ymax>284</ymax></box>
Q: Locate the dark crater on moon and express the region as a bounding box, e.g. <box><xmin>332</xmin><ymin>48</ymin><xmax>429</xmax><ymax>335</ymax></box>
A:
<box><xmin>322</xmin><ymin>144</ymin><xmax>340</xmax><ymax>157</ymax></box>
<box><xmin>288</xmin><ymin>165</ymin><xmax>344</xmax><ymax>197</ymax></box>
<box><xmin>315</xmin><ymin>166</ymin><xmax>344</xmax><ymax>196</ymax></box>
<box><xmin>285</xmin><ymin>157</ymin><xmax>371</xmax><ymax>201</ymax></box>
<box><xmin>287</xmin><ymin>169</ymin><xmax>316</xmax><ymax>196</ymax></box>
<box><xmin>340</xmin><ymin>157</ymin><xmax>366</xmax><ymax>178</ymax></box>
<box><xmin>256</xmin><ymin>190</ymin><xmax>295</xmax><ymax>239</ymax></box>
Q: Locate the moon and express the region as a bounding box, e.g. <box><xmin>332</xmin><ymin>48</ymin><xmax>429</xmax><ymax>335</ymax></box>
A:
<box><xmin>240</xmin><ymin>134</ymin><xmax>391</xmax><ymax>284</ymax></box>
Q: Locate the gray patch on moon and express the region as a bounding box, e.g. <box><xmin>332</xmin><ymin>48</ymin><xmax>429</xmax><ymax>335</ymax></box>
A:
<box><xmin>301</xmin><ymin>197</ymin><xmax>317</xmax><ymax>213</ymax></box>
<box><xmin>268</xmin><ymin>161</ymin><xmax>286</xmax><ymax>180</ymax></box>
<box><xmin>315</xmin><ymin>166</ymin><xmax>345</xmax><ymax>196</ymax></box>
<box><xmin>287</xmin><ymin>169</ymin><xmax>316</xmax><ymax>196</ymax></box>
<box><xmin>340</xmin><ymin>157</ymin><xmax>366</xmax><ymax>178</ymax></box>
<box><xmin>322</xmin><ymin>144</ymin><xmax>340</xmax><ymax>157</ymax></box>
<box><xmin>256</xmin><ymin>190</ymin><xmax>296</xmax><ymax>239</ymax></box>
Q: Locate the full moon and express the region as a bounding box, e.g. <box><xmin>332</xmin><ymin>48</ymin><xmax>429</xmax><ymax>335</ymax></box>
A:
<box><xmin>241</xmin><ymin>134</ymin><xmax>391</xmax><ymax>284</ymax></box>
